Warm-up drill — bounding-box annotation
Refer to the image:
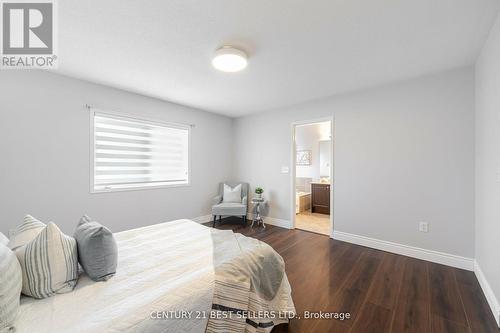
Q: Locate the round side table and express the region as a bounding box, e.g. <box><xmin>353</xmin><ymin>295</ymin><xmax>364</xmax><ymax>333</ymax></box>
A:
<box><xmin>251</xmin><ymin>198</ymin><xmax>267</xmax><ymax>228</ymax></box>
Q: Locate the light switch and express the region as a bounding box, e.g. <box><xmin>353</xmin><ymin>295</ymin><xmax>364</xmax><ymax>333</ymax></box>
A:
<box><xmin>419</xmin><ymin>221</ymin><xmax>429</xmax><ymax>233</ymax></box>
<box><xmin>281</xmin><ymin>166</ymin><xmax>289</xmax><ymax>174</ymax></box>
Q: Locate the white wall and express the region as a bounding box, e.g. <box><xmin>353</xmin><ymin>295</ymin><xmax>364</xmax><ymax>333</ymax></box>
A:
<box><xmin>475</xmin><ymin>12</ymin><xmax>500</xmax><ymax>323</ymax></box>
<box><xmin>233</xmin><ymin>67</ymin><xmax>475</xmax><ymax>258</ymax></box>
<box><xmin>0</xmin><ymin>56</ymin><xmax>491</xmax><ymax>318</ymax></box>
<box><xmin>0</xmin><ymin>71</ymin><xmax>233</xmax><ymax>235</ymax></box>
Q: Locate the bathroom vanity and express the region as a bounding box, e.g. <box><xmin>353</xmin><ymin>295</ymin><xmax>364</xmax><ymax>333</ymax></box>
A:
<box><xmin>311</xmin><ymin>182</ymin><xmax>330</xmax><ymax>214</ymax></box>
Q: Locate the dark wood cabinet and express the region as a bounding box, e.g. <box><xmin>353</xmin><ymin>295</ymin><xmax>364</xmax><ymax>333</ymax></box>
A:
<box><xmin>311</xmin><ymin>183</ymin><xmax>330</xmax><ymax>214</ymax></box>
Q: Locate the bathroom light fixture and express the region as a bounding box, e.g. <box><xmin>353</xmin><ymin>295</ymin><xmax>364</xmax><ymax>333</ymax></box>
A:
<box><xmin>212</xmin><ymin>46</ymin><xmax>248</xmax><ymax>72</ymax></box>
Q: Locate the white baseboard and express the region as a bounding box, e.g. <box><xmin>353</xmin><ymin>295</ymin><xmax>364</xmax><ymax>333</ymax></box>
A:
<box><xmin>191</xmin><ymin>215</ymin><xmax>213</xmax><ymax>224</ymax></box>
<box><xmin>247</xmin><ymin>213</ymin><xmax>293</xmax><ymax>229</ymax></box>
<box><xmin>333</xmin><ymin>231</ymin><xmax>474</xmax><ymax>271</ymax></box>
<box><xmin>474</xmin><ymin>260</ymin><xmax>500</xmax><ymax>327</ymax></box>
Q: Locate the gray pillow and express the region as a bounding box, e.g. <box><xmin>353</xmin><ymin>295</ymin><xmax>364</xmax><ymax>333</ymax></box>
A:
<box><xmin>74</xmin><ymin>215</ymin><xmax>117</xmax><ymax>281</ymax></box>
<box><xmin>0</xmin><ymin>243</ymin><xmax>22</xmax><ymax>332</ymax></box>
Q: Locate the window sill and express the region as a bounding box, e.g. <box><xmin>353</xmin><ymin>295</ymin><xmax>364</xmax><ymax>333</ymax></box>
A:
<box><xmin>90</xmin><ymin>182</ymin><xmax>191</xmax><ymax>194</ymax></box>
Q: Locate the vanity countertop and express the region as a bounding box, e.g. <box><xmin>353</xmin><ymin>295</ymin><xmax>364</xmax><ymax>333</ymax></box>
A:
<box><xmin>310</xmin><ymin>181</ymin><xmax>331</xmax><ymax>185</ymax></box>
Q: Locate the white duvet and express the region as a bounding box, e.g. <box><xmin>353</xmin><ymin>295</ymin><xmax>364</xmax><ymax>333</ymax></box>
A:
<box><xmin>15</xmin><ymin>219</ymin><xmax>216</xmax><ymax>333</ymax></box>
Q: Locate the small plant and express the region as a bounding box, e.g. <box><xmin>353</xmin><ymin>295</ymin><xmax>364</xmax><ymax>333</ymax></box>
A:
<box><xmin>255</xmin><ymin>187</ymin><xmax>264</xmax><ymax>194</ymax></box>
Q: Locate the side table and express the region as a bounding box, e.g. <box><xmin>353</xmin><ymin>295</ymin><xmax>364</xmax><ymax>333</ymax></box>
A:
<box><xmin>251</xmin><ymin>198</ymin><xmax>267</xmax><ymax>228</ymax></box>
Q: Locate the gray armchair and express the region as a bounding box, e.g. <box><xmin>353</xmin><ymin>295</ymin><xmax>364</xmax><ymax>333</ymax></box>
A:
<box><xmin>212</xmin><ymin>182</ymin><xmax>249</xmax><ymax>227</ymax></box>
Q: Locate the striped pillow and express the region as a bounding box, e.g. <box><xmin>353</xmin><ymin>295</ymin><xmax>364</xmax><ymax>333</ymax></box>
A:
<box><xmin>15</xmin><ymin>222</ymin><xmax>79</xmax><ymax>299</ymax></box>
<box><xmin>0</xmin><ymin>243</ymin><xmax>22</xmax><ymax>332</ymax></box>
<box><xmin>8</xmin><ymin>215</ymin><xmax>46</xmax><ymax>251</ymax></box>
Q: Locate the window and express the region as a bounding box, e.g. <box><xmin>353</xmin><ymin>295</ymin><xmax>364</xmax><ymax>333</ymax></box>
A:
<box><xmin>91</xmin><ymin>110</ymin><xmax>190</xmax><ymax>192</ymax></box>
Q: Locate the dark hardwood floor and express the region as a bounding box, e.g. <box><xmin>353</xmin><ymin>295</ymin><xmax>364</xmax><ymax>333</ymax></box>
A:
<box><xmin>208</xmin><ymin>217</ymin><xmax>499</xmax><ymax>333</ymax></box>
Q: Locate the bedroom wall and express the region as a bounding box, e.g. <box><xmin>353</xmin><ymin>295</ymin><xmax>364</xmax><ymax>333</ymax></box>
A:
<box><xmin>0</xmin><ymin>70</ymin><xmax>233</xmax><ymax>235</ymax></box>
<box><xmin>475</xmin><ymin>11</ymin><xmax>500</xmax><ymax>323</ymax></box>
<box><xmin>233</xmin><ymin>67</ymin><xmax>475</xmax><ymax>258</ymax></box>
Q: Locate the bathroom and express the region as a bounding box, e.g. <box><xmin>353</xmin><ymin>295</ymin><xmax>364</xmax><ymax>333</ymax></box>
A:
<box><xmin>294</xmin><ymin>120</ymin><xmax>332</xmax><ymax>235</ymax></box>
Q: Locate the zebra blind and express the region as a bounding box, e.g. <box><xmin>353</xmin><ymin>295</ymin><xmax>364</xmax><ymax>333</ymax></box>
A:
<box><xmin>92</xmin><ymin>111</ymin><xmax>190</xmax><ymax>192</ymax></box>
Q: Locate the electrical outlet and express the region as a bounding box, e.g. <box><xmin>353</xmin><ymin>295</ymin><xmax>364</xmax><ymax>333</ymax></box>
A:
<box><xmin>419</xmin><ymin>221</ymin><xmax>429</xmax><ymax>233</ymax></box>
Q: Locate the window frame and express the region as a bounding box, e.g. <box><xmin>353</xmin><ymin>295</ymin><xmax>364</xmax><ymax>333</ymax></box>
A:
<box><xmin>89</xmin><ymin>108</ymin><xmax>192</xmax><ymax>194</ymax></box>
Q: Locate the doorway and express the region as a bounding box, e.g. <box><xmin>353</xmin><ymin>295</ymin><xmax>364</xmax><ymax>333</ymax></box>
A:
<box><xmin>291</xmin><ymin>118</ymin><xmax>334</xmax><ymax>237</ymax></box>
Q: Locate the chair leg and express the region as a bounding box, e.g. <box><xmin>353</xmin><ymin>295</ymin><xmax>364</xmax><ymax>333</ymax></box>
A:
<box><xmin>212</xmin><ymin>215</ymin><xmax>216</xmax><ymax>228</ymax></box>
<box><xmin>243</xmin><ymin>215</ymin><xmax>247</xmax><ymax>225</ymax></box>
<box><xmin>219</xmin><ymin>216</ymin><xmax>222</xmax><ymax>224</ymax></box>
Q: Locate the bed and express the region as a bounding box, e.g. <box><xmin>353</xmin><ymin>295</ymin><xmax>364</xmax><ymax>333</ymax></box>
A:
<box><xmin>13</xmin><ymin>219</ymin><xmax>295</xmax><ymax>333</ymax></box>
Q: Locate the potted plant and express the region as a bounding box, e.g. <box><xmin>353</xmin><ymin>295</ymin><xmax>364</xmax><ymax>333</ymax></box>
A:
<box><xmin>255</xmin><ymin>187</ymin><xmax>264</xmax><ymax>199</ymax></box>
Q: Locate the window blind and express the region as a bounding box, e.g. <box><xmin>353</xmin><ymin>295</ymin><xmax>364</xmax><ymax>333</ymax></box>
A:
<box><xmin>92</xmin><ymin>112</ymin><xmax>190</xmax><ymax>192</ymax></box>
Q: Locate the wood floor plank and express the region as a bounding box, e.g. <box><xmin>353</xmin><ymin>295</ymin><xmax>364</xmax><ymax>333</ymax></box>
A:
<box><xmin>325</xmin><ymin>244</ymin><xmax>365</xmax><ymax>296</ymax></box>
<box><xmin>321</xmin><ymin>287</ymin><xmax>366</xmax><ymax>327</ymax></box>
<box><xmin>284</xmin><ymin>235</ymin><xmax>341</xmax><ymax>332</ymax></box>
<box><xmin>306</xmin><ymin>244</ymin><xmax>365</xmax><ymax>332</ymax></box>
<box><xmin>454</xmin><ymin>269</ymin><xmax>500</xmax><ymax>333</ymax></box>
<box><xmin>314</xmin><ymin>249</ymin><xmax>382</xmax><ymax>330</ymax></box>
<box><xmin>308</xmin><ymin>317</ymin><xmax>351</xmax><ymax>333</ymax></box>
<box><xmin>432</xmin><ymin>315</ymin><xmax>469</xmax><ymax>333</ymax></box>
<box><xmin>392</xmin><ymin>299</ymin><xmax>430</xmax><ymax>333</ymax></box>
<box><xmin>453</xmin><ymin>268</ymin><xmax>479</xmax><ymax>289</ymax></box>
<box><xmin>205</xmin><ymin>219</ymin><xmax>499</xmax><ymax>333</ymax></box>
<box><xmin>366</xmin><ymin>252</ymin><xmax>406</xmax><ymax>309</ymax></box>
<box><xmin>428</xmin><ymin>262</ymin><xmax>468</xmax><ymax>326</ymax></box>
<box><xmin>350</xmin><ymin>302</ymin><xmax>393</xmax><ymax>333</ymax></box>
<box><xmin>344</xmin><ymin>249</ymin><xmax>383</xmax><ymax>292</ymax></box>
<box><xmin>390</xmin><ymin>258</ymin><xmax>430</xmax><ymax>333</ymax></box>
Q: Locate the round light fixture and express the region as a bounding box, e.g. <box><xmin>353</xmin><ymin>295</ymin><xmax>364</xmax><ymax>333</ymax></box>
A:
<box><xmin>212</xmin><ymin>46</ymin><xmax>248</xmax><ymax>72</ymax></box>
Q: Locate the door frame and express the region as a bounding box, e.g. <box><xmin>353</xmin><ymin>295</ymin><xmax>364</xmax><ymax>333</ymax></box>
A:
<box><xmin>290</xmin><ymin>116</ymin><xmax>335</xmax><ymax>237</ymax></box>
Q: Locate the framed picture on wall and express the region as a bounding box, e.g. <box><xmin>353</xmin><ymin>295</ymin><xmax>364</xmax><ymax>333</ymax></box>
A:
<box><xmin>296</xmin><ymin>150</ymin><xmax>312</xmax><ymax>166</ymax></box>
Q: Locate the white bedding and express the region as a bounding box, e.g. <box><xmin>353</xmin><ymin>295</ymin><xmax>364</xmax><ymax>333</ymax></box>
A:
<box><xmin>14</xmin><ymin>219</ymin><xmax>295</xmax><ymax>333</ymax></box>
<box><xmin>15</xmin><ymin>220</ymin><xmax>216</xmax><ymax>333</ymax></box>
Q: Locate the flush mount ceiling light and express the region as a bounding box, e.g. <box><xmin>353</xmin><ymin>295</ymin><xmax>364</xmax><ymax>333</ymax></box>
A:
<box><xmin>212</xmin><ymin>46</ymin><xmax>248</xmax><ymax>72</ymax></box>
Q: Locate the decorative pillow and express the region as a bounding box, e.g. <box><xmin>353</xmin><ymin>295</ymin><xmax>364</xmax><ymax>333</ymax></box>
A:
<box><xmin>8</xmin><ymin>215</ymin><xmax>45</xmax><ymax>251</ymax></box>
<box><xmin>223</xmin><ymin>184</ymin><xmax>242</xmax><ymax>203</ymax></box>
<box><xmin>0</xmin><ymin>232</ymin><xmax>8</xmax><ymax>246</ymax></box>
<box><xmin>15</xmin><ymin>222</ymin><xmax>78</xmax><ymax>299</ymax></box>
<box><xmin>0</xmin><ymin>243</ymin><xmax>22</xmax><ymax>333</ymax></box>
<box><xmin>74</xmin><ymin>215</ymin><xmax>118</xmax><ymax>281</ymax></box>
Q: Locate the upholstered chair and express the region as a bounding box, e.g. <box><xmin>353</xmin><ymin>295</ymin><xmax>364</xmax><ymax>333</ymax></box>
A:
<box><xmin>212</xmin><ymin>182</ymin><xmax>249</xmax><ymax>227</ymax></box>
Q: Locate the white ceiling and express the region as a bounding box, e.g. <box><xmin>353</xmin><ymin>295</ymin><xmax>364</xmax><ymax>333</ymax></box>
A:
<box><xmin>57</xmin><ymin>0</ymin><xmax>500</xmax><ymax>117</ymax></box>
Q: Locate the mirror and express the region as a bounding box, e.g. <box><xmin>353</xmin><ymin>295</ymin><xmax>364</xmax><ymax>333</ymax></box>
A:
<box><xmin>319</xmin><ymin>140</ymin><xmax>331</xmax><ymax>178</ymax></box>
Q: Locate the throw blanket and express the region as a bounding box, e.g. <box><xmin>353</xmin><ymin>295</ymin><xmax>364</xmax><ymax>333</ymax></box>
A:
<box><xmin>206</xmin><ymin>230</ymin><xmax>295</xmax><ymax>333</ymax></box>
